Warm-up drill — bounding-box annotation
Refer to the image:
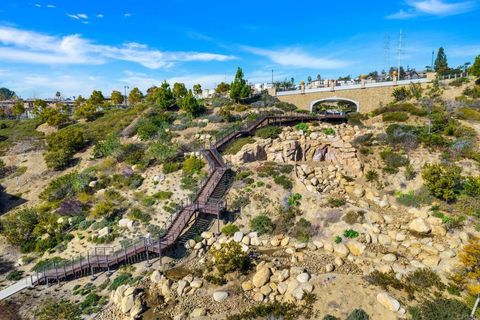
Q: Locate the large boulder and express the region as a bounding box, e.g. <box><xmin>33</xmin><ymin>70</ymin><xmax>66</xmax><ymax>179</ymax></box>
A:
<box><xmin>346</xmin><ymin>241</ymin><xmax>366</xmax><ymax>256</ymax></box>
<box><xmin>213</xmin><ymin>291</ymin><xmax>228</xmax><ymax>302</ymax></box>
<box><xmin>377</xmin><ymin>291</ymin><xmax>400</xmax><ymax>312</ymax></box>
<box><xmin>408</xmin><ymin>218</ymin><xmax>432</xmax><ymax>234</ymax></box>
<box><xmin>252</xmin><ymin>267</ymin><xmax>272</xmax><ymax>288</ymax></box>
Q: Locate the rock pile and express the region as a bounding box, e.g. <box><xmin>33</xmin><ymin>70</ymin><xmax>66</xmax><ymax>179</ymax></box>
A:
<box><xmin>110</xmin><ymin>284</ymin><xmax>145</xmax><ymax>320</ymax></box>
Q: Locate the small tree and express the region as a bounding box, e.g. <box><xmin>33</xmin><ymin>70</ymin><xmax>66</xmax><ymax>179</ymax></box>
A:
<box><xmin>12</xmin><ymin>101</ymin><xmax>25</xmax><ymax>118</ymax></box>
<box><xmin>88</xmin><ymin>90</ymin><xmax>105</xmax><ymax>107</ymax></box>
<box><xmin>178</xmin><ymin>90</ymin><xmax>204</xmax><ymax>116</ymax></box>
<box><xmin>0</xmin><ymin>208</ymin><xmax>39</xmax><ymax>246</ymax></box>
<box><xmin>230</xmin><ymin>67</ymin><xmax>251</xmax><ymax>102</ymax></box>
<box><xmin>110</xmin><ymin>90</ymin><xmax>123</xmax><ymax>105</ymax></box>
<box><xmin>172</xmin><ymin>82</ymin><xmax>188</xmax><ymax>99</ymax></box>
<box><xmin>193</xmin><ymin>84</ymin><xmax>202</xmax><ymax>96</ymax></box>
<box><xmin>434</xmin><ymin>47</ymin><xmax>449</xmax><ymax>75</ymax></box>
<box><xmin>36</xmin><ymin>299</ymin><xmax>81</xmax><ymax>320</ymax></box>
<box><xmin>215</xmin><ymin>82</ymin><xmax>230</xmax><ymax>95</ymax></box>
<box><xmin>33</xmin><ymin>99</ymin><xmax>47</xmax><ymax>116</ymax></box>
<box><xmin>469</xmin><ymin>55</ymin><xmax>480</xmax><ymax>77</ymax></box>
<box><xmin>128</xmin><ymin>87</ymin><xmax>143</xmax><ymax>105</ymax></box>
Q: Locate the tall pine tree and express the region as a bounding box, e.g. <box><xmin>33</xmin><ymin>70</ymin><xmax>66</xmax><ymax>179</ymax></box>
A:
<box><xmin>230</xmin><ymin>67</ymin><xmax>251</xmax><ymax>102</ymax></box>
<box><xmin>434</xmin><ymin>47</ymin><xmax>449</xmax><ymax>75</ymax></box>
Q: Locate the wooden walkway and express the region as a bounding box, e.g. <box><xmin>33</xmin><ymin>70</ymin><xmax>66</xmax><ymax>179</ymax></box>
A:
<box><xmin>1</xmin><ymin>112</ymin><xmax>346</xmax><ymax>292</ymax></box>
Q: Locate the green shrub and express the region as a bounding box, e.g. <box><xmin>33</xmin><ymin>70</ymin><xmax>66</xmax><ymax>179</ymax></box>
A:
<box><xmin>163</xmin><ymin>162</ymin><xmax>181</xmax><ymax>174</ymax></box>
<box><xmin>182</xmin><ymin>156</ymin><xmax>204</xmax><ymax>174</ymax></box>
<box><xmin>6</xmin><ymin>269</ymin><xmax>24</xmax><ymax>281</ymax></box>
<box><xmin>346</xmin><ymin>309</ymin><xmax>370</xmax><ymax>320</ymax></box>
<box><xmin>0</xmin><ymin>208</ymin><xmax>38</xmax><ymax>246</ymax></box>
<box><xmin>295</xmin><ymin>123</ymin><xmax>309</xmax><ymax>133</ymax></box>
<box><xmin>36</xmin><ymin>299</ymin><xmax>81</xmax><ymax>320</ymax></box>
<box><xmin>405</xmin><ymin>268</ymin><xmax>445</xmax><ymax>291</ymax></box>
<box><xmin>323</xmin><ymin>316</ymin><xmax>339</xmax><ymax>320</ymax></box>
<box><xmin>223</xmin><ymin>136</ymin><xmax>255</xmax><ymax>155</ymax></box>
<box><xmin>205</xmin><ymin>274</ymin><xmax>227</xmax><ymax>285</ymax></box>
<box><xmin>274</xmin><ymin>175</ymin><xmax>292</xmax><ymax>190</ymax></box>
<box><xmin>250</xmin><ymin>214</ymin><xmax>274</xmax><ymax>235</ymax></box>
<box><xmin>422</xmin><ymin>163</ymin><xmax>463</xmax><ymax>202</ymax></box>
<box><xmin>405</xmin><ymin>164</ymin><xmax>417</xmax><ymax>180</ymax></box>
<box><xmin>255</xmin><ymin>126</ymin><xmax>282</xmax><ymax>139</ymax></box>
<box><xmin>392</xmin><ymin>87</ymin><xmax>411</xmax><ymax>102</ymax></box>
<box><xmin>108</xmin><ymin>273</ymin><xmax>133</xmax><ymax>291</ymax></box>
<box><xmin>90</xmin><ymin>201</ymin><xmax>116</xmax><ymax>218</ymax></box>
<box><xmin>328</xmin><ymin>197</ymin><xmax>346</xmax><ymax>207</ymax></box>
<box><xmin>45</xmin><ymin>148</ymin><xmax>75</xmax><ymax>170</ymax></box>
<box><xmin>210</xmin><ymin>241</ymin><xmax>250</xmax><ymax>275</ymax></box>
<box><xmin>227</xmin><ymin>302</ymin><xmax>301</xmax><ymax>320</ymax></box>
<box><xmin>408</xmin><ymin>297</ymin><xmax>470</xmax><ymax>320</ymax></box>
<box><xmin>380</xmin><ymin>149</ymin><xmax>409</xmax><ymax>169</ymax></box>
<box><xmin>396</xmin><ymin>187</ymin><xmax>434</xmax><ymax>208</ymax></box>
<box><xmin>365</xmin><ymin>170</ymin><xmax>379</xmax><ymax>182</ymax></box>
<box><xmin>287</xmin><ymin>193</ymin><xmax>302</xmax><ymax>206</ymax></box>
<box><xmin>343</xmin><ymin>229</ymin><xmax>359</xmax><ymax>238</ymax></box>
<box><xmin>291</xmin><ymin>218</ymin><xmax>315</xmax><ymax>243</ymax></box>
<box><xmin>334</xmin><ymin>235</ymin><xmax>342</xmax><ymax>244</ymax></box>
<box><xmin>32</xmin><ymin>257</ymin><xmax>68</xmax><ymax>272</ymax></box>
<box><xmin>127</xmin><ymin>208</ymin><xmax>151</xmax><ymax>223</ymax></box>
<box><xmin>365</xmin><ymin>270</ymin><xmax>403</xmax><ymax>290</ymax></box>
<box><xmin>456</xmin><ymin>107</ymin><xmax>480</xmax><ymax>121</ymax></box>
<box><xmin>92</xmin><ymin>134</ymin><xmax>121</xmax><ymax>159</ymax></box>
<box><xmin>221</xmin><ymin>224</ymin><xmax>240</xmax><ymax>236</ymax></box>
<box><xmin>153</xmin><ymin>191</ymin><xmax>173</xmax><ymax>200</ymax></box>
<box><xmin>323</xmin><ymin>128</ymin><xmax>335</xmax><ymax>135</ymax></box>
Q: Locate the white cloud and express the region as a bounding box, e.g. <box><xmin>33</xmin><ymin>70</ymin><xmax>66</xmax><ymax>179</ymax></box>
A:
<box><xmin>46</xmin><ymin>4</ymin><xmax>56</xmax><ymax>8</ymax></box>
<box><xmin>77</xmin><ymin>13</ymin><xmax>88</xmax><ymax>19</ymax></box>
<box><xmin>242</xmin><ymin>46</ymin><xmax>350</xmax><ymax>69</ymax></box>
<box><xmin>0</xmin><ymin>26</ymin><xmax>236</xmax><ymax>69</ymax></box>
<box><xmin>388</xmin><ymin>0</ymin><xmax>475</xmax><ymax>19</ymax></box>
<box><xmin>34</xmin><ymin>3</ymin><xmax>41</xmax><ymax>7</ymax></box>
<box><xmin>124</xmin><ymin>13</ymin><xmax>132</xmax><ymax>17</ymax></box>
<box><xmin>67</xmin><ymin>13</ymin><xmax>89</xmax><ymax>22</ymax></box>
<box><xmin>97</xmin><ymin>14</ymin><xmax>104</xmax><ymax>18</ymax></box>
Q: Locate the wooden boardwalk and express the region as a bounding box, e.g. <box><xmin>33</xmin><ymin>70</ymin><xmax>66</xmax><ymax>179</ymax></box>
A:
<box><xmin>10</xmin><ymin>112</ymin><xmax>346</xmax><ymax>289</ymax></box>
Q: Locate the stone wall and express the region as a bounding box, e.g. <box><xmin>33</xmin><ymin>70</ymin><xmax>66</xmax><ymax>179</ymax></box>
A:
<box><xmin>277</xmin><ymin>82</ymin><xmax>432</xmax><ymax>114</ymax></box>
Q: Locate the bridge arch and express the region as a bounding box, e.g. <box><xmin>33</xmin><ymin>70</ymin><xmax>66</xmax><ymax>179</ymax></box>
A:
<box><xmin>309</xmin><ymin>97</ymin><xmax>360</xmax><ymax>113</ymax></box>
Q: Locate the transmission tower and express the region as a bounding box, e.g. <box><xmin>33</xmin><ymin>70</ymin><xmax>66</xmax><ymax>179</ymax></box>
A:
<box><xmin>397</xmin><ymin>29</ymin><xmax>403</xmax><ymax>80</ymax></box>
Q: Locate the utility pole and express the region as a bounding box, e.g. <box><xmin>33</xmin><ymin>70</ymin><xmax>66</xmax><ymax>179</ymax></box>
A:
<box><xmin>124</xmin><ymin>85</ymin><xmax>129</xmax><ymax>107</ymax></box>
<box><xmin>271</xmin><ymin>69</ymin><xmax>274</xmax><ymax>85</ymax></box>
<box><xmin>397</xmin><ymin>29</ymin><xmax>403</xmax><ymax>81</ymax></box>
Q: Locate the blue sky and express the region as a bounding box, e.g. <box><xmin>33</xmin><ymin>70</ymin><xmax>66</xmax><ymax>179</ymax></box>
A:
<box><xmin>0</xmin><ymin>0</ymin><xmax>479</xmax><ymax>98</ymax></box>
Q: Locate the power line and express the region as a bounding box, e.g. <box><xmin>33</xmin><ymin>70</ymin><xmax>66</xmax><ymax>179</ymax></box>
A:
<box><xmin>397</xmin><ymin>29</ymin><xmax>403</xmax><ymax>80</ymax></box>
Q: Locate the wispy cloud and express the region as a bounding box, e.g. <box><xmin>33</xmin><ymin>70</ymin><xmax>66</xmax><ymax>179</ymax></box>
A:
<box><xmin>67</xmin><ymin>13</ymin><xmax>89</xmax><ymax>24</ymax></box>
<box><xmin>124</xmin><ymin>13</ymin><xmax>132</xmax><ymax>17</ymax></box>
<box><xmin>34</xmin><ymin>3</ymin><xmax>42</xmax><ymax>8</ymax></box>
<box><xmin>97</xmin><ymin>14</ymin><xmax>104</xmax><ymax>18</ymax></box>
<box><xmin>46</xmin><ymin>4</ymin><xmax>56</xmax><ymax>8</ymax></box>
<box><xmin>0</xmin><ymin>26</ymin><xmax>236</xmax><ymax>69</ymax></box>
<box><xmin>242</xmin><ymin>46</ymin><xmax>351</xmax><ymax>69</ymax></box>
<box><xmin>387</xmin><ymin>0</ymin><xmax>475</xmax><ymax>19</ymax></box>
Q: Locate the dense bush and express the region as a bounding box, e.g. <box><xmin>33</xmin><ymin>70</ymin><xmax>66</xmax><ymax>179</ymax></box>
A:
<box><xmin>422</xmin><ymin>163</ymin><xmax>463</xmax><ymax>202</ymax></box>
<box><xmin>396</xmin><ymin>187</ymin><xmax>434</xmax><ymax>207</ymax></box>
<box><xmin>365</xmin><ymin>170</ymin><xmax>379</xmax><ymax>182</ymax></box>
<box><xmin>346</xmin><ymin>309</ymin><xmax>370</xmax><ymax>320</ymax></box>
<box><xmin>408</xmin><ymin>297</ymin><xmax>470</xmax><ymax>320</ymax></box>
<box><xmin>0</xmin><ymin>208</ymin><xmax>39</xmax><ymax>246</ymax></box>
<box><xmin>36</xmin><ymin>299</ymin><xmax>81</xmax><ymax>320</ymax></box>
<box><xmin>221</xmin><ymin>224</ymin><xmax>240</xmax><ymax>236</ymax></box>
<box><xmin>366</xmin><ymin>270</ymin><xmax>403</xmax><ymax>290</ymax></box>
<box><xmin>328</xmin><ymin>197</ymin><xmax>346</xmax><ymax>207</ymax></box>
<box><xmin>255</xmin><ymin>126</ymin><xmax>282</xmax><ymax>139</ymax></box>
<box><xmin>250</xmin><ymin>214</ymin><xmax>274</xmax><ymax>235</ymax></box>
<box><xmin>90</xmin><ymin>201</ymin><xmax>116</xmax><ymax>218</ymax></box>
<box><xmin>108</xmin><ymin>273</ymin><xmax>133</xmax><ymax>291</ymax></box>
<box><xmin>382</xmin><ymin>111</ymin><xmax>409</xmax><ymax>122</ymax></box>
<box><xmin>405</xmin><ymin>268</ymin><xmax>445</xmax><ymax>291</ymax></box>
<box><xmin>227</xmin><ymin>301</ymin><xmax>300</xmax><ymax>320</ymax></box>
<box><xmin>210</xmin><ymin>241</ymin><xmax>250</xmax><ymax>275</ymax></box>
<box><xmin>392</xmin><ymin>87</ymin><xmax>410</xmax><ymax>102</ymax></box>
<box><xmin>40</xmin><ymin>171</ymin><xmax>91</xmax><ymax>202</ymax></box>
<box><xmin>163</xmin><ymin>162</ymin><xmax>181</xmax><ymax>174</ymax></box>
<box><xmin>343</xmin><ymin>210</ymin><xmax>365</xmax><ymax>224</ymax></box>
<box><xmin>92</xmin><ymin>134</ymin><xmax>122</xmax><ymax>159</ymax></box>
<box><xmin>291</xmin><ymin>218</ymin><xmax>316</xmax><ymax>242</ymax></box>
<box><xmin>380</xmin><ymin>149</ymin><xmax>409</xmax><ymax>173</ymax></box>
<box><xmin>182</xmin><ymin>156</ymin><xmax>204</xmax><ymax>174</ymax></box>
<box><xmin>45</xmin><ymin>126</ymin><xmax>87</xmax><ymax>170</ymax></box>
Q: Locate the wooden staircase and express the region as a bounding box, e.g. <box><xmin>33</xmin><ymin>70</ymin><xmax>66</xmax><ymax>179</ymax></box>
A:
<box><xmin>30</xmin><ymin>112</ymin><xmax>346</xmax><ymax>286</ymax></box>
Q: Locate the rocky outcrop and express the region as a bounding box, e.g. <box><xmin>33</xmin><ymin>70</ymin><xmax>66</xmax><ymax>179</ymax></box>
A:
<box><xmin>110</xmin><ymin>284</ymin><xmax>146</xmax><ymax>319</ymax></box>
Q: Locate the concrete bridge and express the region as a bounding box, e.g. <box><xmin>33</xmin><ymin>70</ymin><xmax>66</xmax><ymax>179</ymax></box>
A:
<box><xmin>273</xmin><ymin>75</ymin><xmax>435</xmax><ymax>114</ymax></box>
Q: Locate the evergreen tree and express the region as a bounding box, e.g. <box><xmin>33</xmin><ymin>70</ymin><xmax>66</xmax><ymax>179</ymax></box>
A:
<box><xmin>88</xmin><ymin>90</ymin><xmax>105</xmax><ymax>107</ymax></box>
<box><xmin>172</xmin><ymin>82</ymin><xmax>188</xmax><ymax>99</ymax></box>
<box><xmin>128</xmin><ymin>87</ymin><xmax>143</xmax><ymax>105</ymax></box>
<box><xmin>179</xmin><ymin>90</ymin><xmax>204</xmax><ymax>116</ymax></box>
<box><xmin>469</xmin><ymin>54</ymin><xmax>480</xmax><ymax>77</ymax></box>
<box><xmin>434</xmin><ymin>47</ymin><xmax>449</xmax><ymax>75</ymax></box>
<box><xmin>155</xmin><ymin>81</ymin><xmax>175</xmax><ymax>110</ymax></box>
<box><xmin>110</xmin><ymin>90</ymin><xmax>124</xmax><ymax>105</ymax></box>
<box><xmin>230</xmin><ymin>67</ymin><xmax>250</xmax><ymax>102</ymax></box>
<box><xmin>193</xmin><ymin>84</ymin><xmax>202</xmax><ymax>95</ymax></box>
